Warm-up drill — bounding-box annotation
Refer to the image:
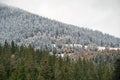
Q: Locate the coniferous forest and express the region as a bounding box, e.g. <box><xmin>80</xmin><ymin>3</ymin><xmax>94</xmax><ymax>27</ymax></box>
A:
<box><xmin>0</xmin><ymin>3</ymin><xmax>120</xmax><ymax>80</ymax></box>
<box><xmin>0</xmin><ymin>41</ymin><xmax>120</xmax><ymax>80</ymax></box>
<box><xmin>0</xmin><ymin>4</ymin><xmax>120</xmax><ymax>48</ymax></box>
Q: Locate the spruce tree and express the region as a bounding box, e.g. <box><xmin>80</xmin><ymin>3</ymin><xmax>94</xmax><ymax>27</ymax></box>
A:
<box><xmin>0</xmin><ymin>64</ymin><xmax>6</xmax><ymax>80</ymax></box>
<box><xmin>11</xmin><ymin>41</ymin><xmax>15</xmax><ymax>54</ymax></box>
<box><xmin>0</xmin><ymin>44</ymin><xmax>2</xmax><ymax>56</ymax></box>
<box><xmin>113</xmin><ymin>57</ymin><xmax>120</xmax><ymax>80</ymax></box>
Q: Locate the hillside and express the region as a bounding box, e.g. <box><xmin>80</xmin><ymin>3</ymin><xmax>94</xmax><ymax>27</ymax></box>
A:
<box><xmin>0</xmin><ymin>4</ymin><xmax>120</xmax><ymax>48</ymax></box>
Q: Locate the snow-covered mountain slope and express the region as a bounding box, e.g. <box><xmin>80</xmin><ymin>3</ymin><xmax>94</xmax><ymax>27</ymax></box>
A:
<box><xmin>0</xmin><ymin>4</ymin><xmax>120</xmax><ymax>48</ymax></box>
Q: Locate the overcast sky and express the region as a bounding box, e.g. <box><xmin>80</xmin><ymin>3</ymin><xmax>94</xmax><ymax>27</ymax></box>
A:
<box><xmin>0</xmin><ymin>0</ymin><xmax>120</xmax><ymax>38</ymax></box>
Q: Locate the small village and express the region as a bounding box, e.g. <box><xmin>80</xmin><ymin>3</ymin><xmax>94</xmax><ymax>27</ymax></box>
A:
<box><xmin>49</xmin><ymin>43</ymin><xmax>120</xmax><ymax>62</ymax></box>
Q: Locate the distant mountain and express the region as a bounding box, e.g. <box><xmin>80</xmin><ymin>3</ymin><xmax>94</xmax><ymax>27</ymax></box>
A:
<box><xmin>0</xmin><ymin>4</ymin><xmax>120</xmax><ymax>48</ymax></box>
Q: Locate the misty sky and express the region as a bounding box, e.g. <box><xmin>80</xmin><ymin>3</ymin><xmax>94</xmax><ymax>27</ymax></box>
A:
<box><xmin>0</xmin><ymin>0</ymin><xmax>120</xmax><ymax>38</ymax></box>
